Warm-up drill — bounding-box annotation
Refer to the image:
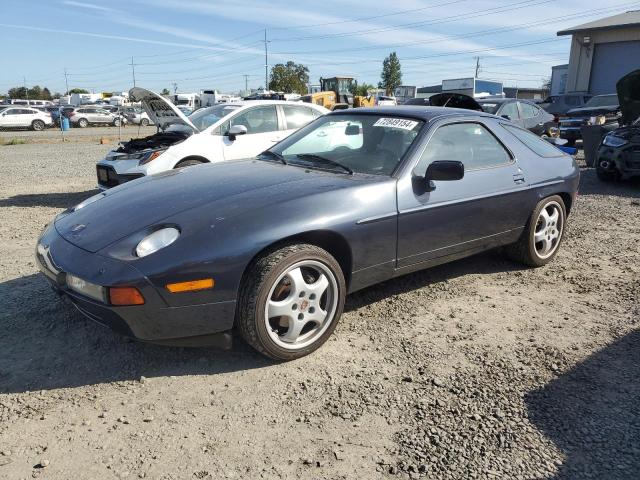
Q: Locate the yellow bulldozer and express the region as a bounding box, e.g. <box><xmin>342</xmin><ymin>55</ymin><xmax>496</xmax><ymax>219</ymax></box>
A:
<box><xmin>301</xmin><ymin>76</ymin><xmax>375</xmax><ymax>110</ymax></box>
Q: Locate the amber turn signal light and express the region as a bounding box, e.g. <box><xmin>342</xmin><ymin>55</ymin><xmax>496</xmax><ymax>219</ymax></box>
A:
<box><xmin>166</xmin><ymin>278</ymin><xmax>214</xmax><ymax>293</ymax></box>
<box><xmin>109</xmin><ymin>286</ymin><xmax>145</xmax><ymax>306</ymax></box>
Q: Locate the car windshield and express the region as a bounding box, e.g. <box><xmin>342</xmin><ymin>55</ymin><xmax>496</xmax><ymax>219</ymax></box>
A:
<box><xmin>479</xmin><ymin>103</ymin><xmax>500</xmax><ymax>114</ymax></box>
<box><xmin>583</xmin><ymin>95</ymin><xmax>618</xmax><ymax>108</ymax></box>
<box><xmin>186</xmin><ymin>104</ymin><xmax>241</xmax><ymax>130</ymax></box>
<box><xmin>266</xmin><ymin>113</ymin><xmax>424</xmax><ymax>175</ymax></box>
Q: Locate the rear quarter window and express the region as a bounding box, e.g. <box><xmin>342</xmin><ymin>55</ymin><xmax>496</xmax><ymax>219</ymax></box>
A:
<box><xmin>502</xmin><ymin>124</ymin><xmax>564</xmax><ymax>158</ymax></box>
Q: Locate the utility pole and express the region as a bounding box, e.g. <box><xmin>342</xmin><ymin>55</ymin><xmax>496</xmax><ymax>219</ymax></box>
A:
<box><xmin>474</xmin><ymin>56</ymin><xmax>481</xmax><ymax>78</ymax></box>
<box><xmin>172</xmin><ymin>82</ymin><xmax>178</xmax><ymax>94</ymax></box>
<box><xmin>243</xmin><ymin>74</ymin><xmax>250</xmax><ymax>92</ymax></box>
<box><xmin>130</xmin><ymin>56</ymin><xmax>136</xmax><ymax>87</ymax></box>
<box><xmin>64</xmin><ymin>68</ymin><xmax>69</xmax><ymax>95</ymax></box>
<box><xmin>264</xmin><ymin>29</ymin><xmax>269</xmax><ymax>91</ymax></box>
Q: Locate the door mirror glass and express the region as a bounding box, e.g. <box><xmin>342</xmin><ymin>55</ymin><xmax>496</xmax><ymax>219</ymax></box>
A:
<box><xmin>426</xmin><ymin>160</ymin><xmax>464</xmax><ymax>181</ymax></box>
<box><xmin>227</xmin><ymin>124</ymin><xmax>247</xmax><ymax>141</ymax></box>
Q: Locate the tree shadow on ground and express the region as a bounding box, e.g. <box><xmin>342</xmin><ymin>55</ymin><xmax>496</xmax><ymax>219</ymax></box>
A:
<box><xmin>526</xmin><ymin>330</ymin><xmax>640</xmax><ymax>479</ymax></box>
<box><xmin>0</xmin><ymin>190</ymin><xmax>99</xmax><ymax>208</ymax></box>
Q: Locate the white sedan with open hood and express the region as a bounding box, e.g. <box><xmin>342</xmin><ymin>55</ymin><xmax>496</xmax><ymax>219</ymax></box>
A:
<box><xmin>96</xmin><ymin>88</ymin><xmax>328</xmax><ymax>189</ymax></box>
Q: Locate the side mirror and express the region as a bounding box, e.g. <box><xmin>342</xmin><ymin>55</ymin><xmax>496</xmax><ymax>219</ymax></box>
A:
<box><xmin>424</xmin><ymin>161</ymin><xmax>464</xmax><ymax>191</ymax></box>
<box><xmin>501</xmin><ymin>114</ymin><xmax>511</xmax><ymax>120</ymax></box>
<box><xmin>227</xmin><ymin>124</ymin><xmax>247</xmax><ymax>141</ymax></box>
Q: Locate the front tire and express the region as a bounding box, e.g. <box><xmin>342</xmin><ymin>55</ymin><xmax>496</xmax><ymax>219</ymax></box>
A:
<box><xmin>238</xmin><ymin>244</ymin><xmax>346</xmax><ymax>360</ymax></box>
<box><xmin>78</xmin><ymin>118</ymin><xmax>88</xmax><ymax>128</ymax></box>
<box><xmin>140</xmin><ymin>118</ymin><xmax>149</xmax><ymax>127</ymax></box>
<box><xmin>175</xmin><ymin>158</ymin><xmax>205</xmax><ymax>168</ymax></box>
<box><xmin>506</xmin><ymin>195</ymin><xmax>566</xmax><ymax>267</ymax></box>
<box><xmin>31</xmin><ymin>120</ymin><xmax>45</xmax><ymax>131</ymax></box>
<box><xmin>596</xmin><ymin>158</ymin><xmax>620</xmax><ymax>182</ymax></box>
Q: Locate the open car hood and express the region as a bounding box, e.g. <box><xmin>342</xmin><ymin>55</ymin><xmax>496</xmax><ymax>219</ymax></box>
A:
<box><xmin>429</xmin><ymin>93</ymin><xmax>483</xmax><ymax>111</ymax></box>
<box><xmin>128</xmin><ymin>87</ymin><xmax>199</xmax><ymax>132</ymax></box>
<box><xmin>617</xmin><ymin>69</ymin><xmax>640</xmax><ymax>126</ymax></box>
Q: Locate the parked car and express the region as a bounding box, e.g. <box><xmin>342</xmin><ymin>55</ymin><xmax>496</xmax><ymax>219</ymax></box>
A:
<box><xmin>559</xmin><ymin>94</ymin><xmax>620</xmax><ymax>146</ymax></box>
<box><xmin>402</xmin><ymin>97</ymin><xmax>430</xmax><ymax>106</ymax></box>
<box><xmin>540</xmin><ymin>93</ymin><xmax>592</xmax><ymax>117</ymax></box>
<box><xmin>68</xmin><ymin>107</ymin><xmax>126</xmax><ymax>128</ymax></box>
<box><xmin>376</xmin><ymin>95</ymin><xmax>397</xmax><ymax>106</ymax></box>
<box><xmin>0</xmin><ymin>106</ymin><xmax>52</xmax><ymax>130</ymax></box>
<box><xmin>477</xmin><ymin>98</ymin><xmax>556</xmax><ymax>136</ymax></box>
<box><xmin>38</xmin><ymin>106</ymin><xmax>579</xmax><ymax>359</ymax></box>
<box><xmin>96</xmin><ymin>87</ymin><xmax>329</xmax><ymax>189</ymax></box>
<box><xmin>595</xmin><ymin>70</ymin><xmax>640</xmax><ymax>181</ymax></box>
<box><xmin>428</xmin><ymin>93</ymin><xmax>555</xmax><ymax>135</ymax></box>
<box><xmin>177</xmin><ymin>106</ymin><xmax>193</xmax><ymax>116</ymax></box>
<box><xmin>123</xmin><ymin>107</ymin><xmax>153</xmax><ymax>126</ymax></box>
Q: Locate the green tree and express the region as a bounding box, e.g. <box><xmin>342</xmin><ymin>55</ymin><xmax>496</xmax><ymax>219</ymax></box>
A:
<box><xmin>8</xmin><ymin>87</ymin><xmax>27</xmax><ymax>99</ymax></box>
<box><xmin>349</xmin><ymin>80</ymin><xmax>375</xmax><ymax>97</ymax></box>
<box><xmin>28</xmin><ymin>85</ymin><xmax>42</xmax><ymax>99</ymax></box>
<box><xmin>379</xmin><ymin>52</ymin><xmax>402</xmax><ymax>95</ymax></box>
<box><xmin>68</xmin><ymin>88</ymin><xmax>90</xmax><ymax>94</ymax></box>
<box><xmin>269</xmin><ymin>61</ymin><xmax>309</xmax><ymax>95</ymax></box>
<box><xmin>161</xmin><ymin>88</ymin><xmax>170</xmax><ymax>96</ymax></box>
<box><xmin>42</xmin><ymin>87</ymin><xmax>52</xmax><ymax>100</ymax></box>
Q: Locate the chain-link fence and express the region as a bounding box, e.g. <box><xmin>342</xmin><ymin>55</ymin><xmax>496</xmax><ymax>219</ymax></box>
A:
<box><xmin>0</xmin><ymin>104</ymin><xmax>157</xmax><ymax>145</ymax></box>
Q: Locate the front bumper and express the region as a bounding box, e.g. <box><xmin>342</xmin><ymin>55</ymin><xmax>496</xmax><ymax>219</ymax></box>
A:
<box><xmin>97</xmin><ymin>164</ymin><xmax>145</xmax><ymax>189</ymax></box>
<box><xmin>35</xmin><ymin>224</ymin><xmax>235</xmax><ymax>346</ymax></box>
<box><xmin>596</xmin><ymin>143</ymin><xmax>640</xmax><ymax>177</ymax></box>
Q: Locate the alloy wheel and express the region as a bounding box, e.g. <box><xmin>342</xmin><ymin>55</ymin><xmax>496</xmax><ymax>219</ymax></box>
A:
<box><xmin>264</xmin><ymin>260</ymin><xmax>338</xmax><ymax>350</ymax></box>
<box><xmin>533</xmin><ymin>200</ymin><xmax>564</xmax><ymax>259</ymax></box>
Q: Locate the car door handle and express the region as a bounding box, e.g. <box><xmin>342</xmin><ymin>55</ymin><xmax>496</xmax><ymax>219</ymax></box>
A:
<box><xmin>317</xmin><ymin>131</ymin><xmax>328</xmax><ymax>137</ymax></box>
<box><xmin>513</xmin><ymin>174</ymin><xmax>526</xmax><ymax>184</ymax></box>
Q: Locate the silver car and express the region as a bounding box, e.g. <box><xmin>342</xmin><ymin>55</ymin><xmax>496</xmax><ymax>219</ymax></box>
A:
<box><xmin>68</xmin><ymin>107</ymin><xmax>125</xmax><ymax>128</ymax></box>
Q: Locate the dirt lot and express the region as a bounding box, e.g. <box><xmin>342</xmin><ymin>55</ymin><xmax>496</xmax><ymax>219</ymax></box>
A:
<box><xmin>0</xmin><ymin>137</ymin><xmax>638</xmax><ymax>480</ymax></box>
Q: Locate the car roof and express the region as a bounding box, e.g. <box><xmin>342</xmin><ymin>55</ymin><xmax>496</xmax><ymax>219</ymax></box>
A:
<box><xmin>327</xmin><ymin>105</ymin><xmax>496</xmax><ymax>122</ymax></box>
<box><xmin>477</xmin><ymin>98</ymin><xmax>513</xmax><ymax>103</ymax></box>
<box><xmin>219</xmin><ymin>100</ymin><xmax>326</xmax><ymax>109</ymax></box>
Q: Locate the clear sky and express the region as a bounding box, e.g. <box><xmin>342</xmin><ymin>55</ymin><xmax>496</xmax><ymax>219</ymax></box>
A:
<box><xmin>1</xmin><ymin>0</ymin><xmax>638</xmax><ymax>95</ymax></box>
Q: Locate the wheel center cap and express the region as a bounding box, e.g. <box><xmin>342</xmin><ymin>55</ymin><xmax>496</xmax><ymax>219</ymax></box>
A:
<box><xmin>300</xmin><ymin>299</ymin><xmax>309</xmax><ymax>312</ymax></box>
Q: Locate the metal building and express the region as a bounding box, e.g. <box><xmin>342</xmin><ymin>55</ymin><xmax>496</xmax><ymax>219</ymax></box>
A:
<box><xmin>558</xmin><ymin>10</ymin><xmax>640</xmax><ymax>95</ymax></box>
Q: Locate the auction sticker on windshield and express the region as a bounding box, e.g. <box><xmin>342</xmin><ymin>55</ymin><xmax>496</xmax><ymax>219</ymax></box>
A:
<box><xmin>373</xmin><ymin>118</ymin><xmax>419</xmax><ymax>130</ymax></box>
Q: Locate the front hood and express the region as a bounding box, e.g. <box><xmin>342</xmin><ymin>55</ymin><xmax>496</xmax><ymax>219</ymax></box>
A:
<box><xmin>429</xmin><ymin>93</ymin><xmax>483</xmax><ymax>111</ymax></box>
<box><xmin>617</xmin><ymin>69</ymin><xmax>640</xmax><ymax>125</ymax></box>
<box><xmin>565</xmin><ymin>105</ymin><xmax>618</xmax><ymax>117</ymax></box>
<box><xmin>55</xmin><ymin>160</ymin><xmax>368</xmax><ymax>253</ymax></box>
<box><xmin>129</xmin><ymin>87</ymin><xmax>199</xmax><ymax>132</ymax></box>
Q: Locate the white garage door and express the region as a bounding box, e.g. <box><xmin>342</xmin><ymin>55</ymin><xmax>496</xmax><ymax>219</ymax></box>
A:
<box><xmin>589</xmin><ymin>41</ymin><xmax>640</xmax><ymax>95</ymax></box>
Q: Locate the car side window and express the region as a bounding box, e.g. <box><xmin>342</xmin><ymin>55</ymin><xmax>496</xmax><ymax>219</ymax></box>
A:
<box><xmin>500</xmin><ymin>102</ymin><xmax>519</xmax><ymax>120</ymax></box>
<box><xmin>282</xmin><ymin>105</ymin><xmax>316</xmax><ymax>129</ymax></box>
<box><xmin>415</xmin><ymin>122</ymin><xmax>512</xmax><ymax>176</ymax></box>
<box><xmin>4</xmin><ymin>109</ymin><xmax>17</xmax><ymax>115</ymax></box>
<box><xmin>519</xmin><ymin>102</ymin><xmax>539</xmax><ymax>119</ymax></box>
<box><xmin>229</xmin><ymin>106</ymin><xmax>278</xmax><ymax>134</ymax></box>
<box><xmin>502</xmin><ymin>124</ymin><xmax>564</xmax><ymax>158</ymax></box>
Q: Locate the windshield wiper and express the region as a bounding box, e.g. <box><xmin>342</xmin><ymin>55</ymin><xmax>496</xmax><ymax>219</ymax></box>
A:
<box><xmin>295</xmin><ymin>154</ymin><xmax>353</xmax><ymax>175</ymax></box>
<box><xmin>260</xmin><ymin>150</ymin><xmax>287</xmax><ymax>165</ymax></box>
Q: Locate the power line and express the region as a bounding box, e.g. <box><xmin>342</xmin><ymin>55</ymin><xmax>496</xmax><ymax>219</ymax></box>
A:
<box><xmin>269</xmin><ymin>0</ymin><xmax>553</xmax><ymax>42</ymax></box>
<box><xmin>269</xmin><ymin>0</ymin><xmax>472</xmax><ymax>31</ymax></box>
<box><xmin>271</xmin><ymin>0</ymin><xmax>639</xmax><ymax>55</ymax></box>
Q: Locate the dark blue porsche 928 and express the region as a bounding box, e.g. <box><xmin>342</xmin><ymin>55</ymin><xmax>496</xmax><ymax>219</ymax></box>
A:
<box><xmin>37</xmin><ymin>107</ymin><xmax>579</xmax><ymax>360</ymax></box>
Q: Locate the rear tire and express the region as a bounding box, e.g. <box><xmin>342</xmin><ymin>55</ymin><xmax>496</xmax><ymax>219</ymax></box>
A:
<box><xmin>237</xmin><ymin>244</ymin><xmax>346</xmax><ymax>360</ymax></box>
<box><xmin>31</xmin><ymin>120</ymin><xmax>45</xmax><ymax>131</ymax></box>
<box><xmin>113</xmin><ymin>118</ymin><xmax>121</xmax><ymax>127</ymax></box>
<box><xmin>505</xmin><ymin>195</ymin><xmax>566</xmax><ymax>267</ymax></box>
<box><xmin>140</xmin><ymin>118</ymin><xmax>149</xmax><ymax>127</ymax></box>
<box><xmin>78</xmin><ymin>118</ymin><xmax>88</xmax><ymax>128</ymax></box>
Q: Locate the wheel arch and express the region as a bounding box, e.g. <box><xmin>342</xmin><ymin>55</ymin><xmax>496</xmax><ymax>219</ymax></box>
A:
<box><xmin>557</xmin><ymin>191</ymin><xmax>573</xmax><ymax>215</ymax></box>
<box><xmin>174</xmin><ymin>155</ymin><xmax>210</xmax><ymax>168</ymax></box>
<box><xmin>241</xmin><ymin>230</ymin><xmax>353</xmax><ymax>291</ymax></box>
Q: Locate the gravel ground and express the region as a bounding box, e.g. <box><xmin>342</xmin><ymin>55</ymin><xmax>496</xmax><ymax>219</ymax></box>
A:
<box><xmin>0</xmin><ymin>141</ymin><xmax>638</xmax><ymax>480</ymax></box>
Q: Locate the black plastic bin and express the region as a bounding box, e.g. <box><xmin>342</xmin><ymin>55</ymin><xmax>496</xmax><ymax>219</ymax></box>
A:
<box><xmin>580</xmin><ymin>125</ymin><xmax>607</xmax><ymax>167</ymax></box>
